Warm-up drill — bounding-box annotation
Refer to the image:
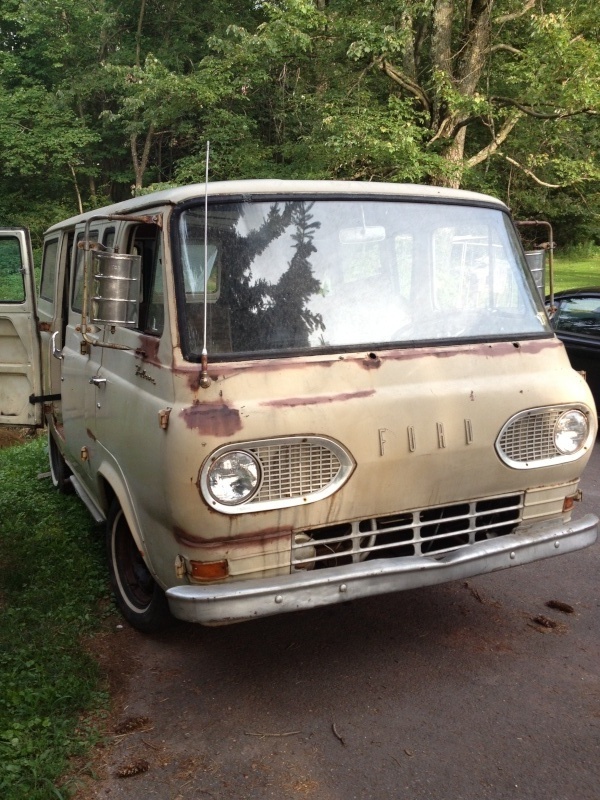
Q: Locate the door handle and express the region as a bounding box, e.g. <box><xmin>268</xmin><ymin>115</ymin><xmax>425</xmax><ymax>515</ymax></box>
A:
<box><xmin>89</xmin><ymin>376</ymin><xmax>107</xmax><ymax>387</ymax></box>
<box><xmin>51</xmin><ymin>330</ymin><xmax>63</xmax><ymax>360</ymax></box>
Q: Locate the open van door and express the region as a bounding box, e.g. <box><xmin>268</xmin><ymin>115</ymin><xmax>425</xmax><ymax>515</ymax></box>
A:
<box><xmin>0</xmin><ymin>228</ymin><xmax>43</xmax><ymax>426</ymax></box>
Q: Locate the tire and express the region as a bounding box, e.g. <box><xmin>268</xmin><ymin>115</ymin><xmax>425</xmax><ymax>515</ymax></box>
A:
<box><xmin>48</xmin><ymin>429</ymin><xmax>73</xmax><ymax>494</ymax></box>
<box><xmin>106</xmin><ymin>501</ymin><xmax>172</xmax><ymax>633</ymax></box>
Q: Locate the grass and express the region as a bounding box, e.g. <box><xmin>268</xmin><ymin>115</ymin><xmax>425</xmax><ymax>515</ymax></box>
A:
<box><xmin>552</xmin><ymin>253</ymin><xmax>600</xmax><ymax>293</ymax></box>
<box><xmin>0</xmin><ymin>436</ymin><xmax>110</xmax><ymax>800</ymax></box>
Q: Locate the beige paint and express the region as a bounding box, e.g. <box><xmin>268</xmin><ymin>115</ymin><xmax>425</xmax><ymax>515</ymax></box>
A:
<box><xmin>0</xmin><ymin>181</ymin><xmax>596</xmax><ymax>619</ymax></box>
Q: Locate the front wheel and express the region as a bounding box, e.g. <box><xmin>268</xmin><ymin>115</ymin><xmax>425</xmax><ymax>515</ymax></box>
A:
<box><xmin>106</xmin><ymin>501</ymin><xmax>172</xmax><ymax>633</ymax></box>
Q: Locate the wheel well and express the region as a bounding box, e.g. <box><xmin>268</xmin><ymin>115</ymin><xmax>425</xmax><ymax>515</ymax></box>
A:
<box><xmin>99</xmin><ymin>475</ymin><xmax>116</xmax><ymax>517</ymax></box>
<box><xmin>96</xmin><ymin>471</ymin><xmax>147</xmax><ymax>565</ymax></box>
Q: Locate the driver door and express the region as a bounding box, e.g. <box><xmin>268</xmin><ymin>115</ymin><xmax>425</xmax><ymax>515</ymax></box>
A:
<box><xmin>0</xmin><ymin>228</ymin><xmax>42</xmax><ymax>426</ymax></box>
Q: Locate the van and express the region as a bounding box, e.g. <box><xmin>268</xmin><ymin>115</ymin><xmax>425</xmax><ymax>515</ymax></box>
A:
<box><xmin>0</xmin><ymin>180</ymin><xmax>597</xmax><ymax>631</ymax></box>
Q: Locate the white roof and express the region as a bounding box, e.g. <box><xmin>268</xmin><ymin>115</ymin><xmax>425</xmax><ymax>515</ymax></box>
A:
<box><xmin>46</xmin><ymin>179</ymin><xmax>507</xmax><ymax>232</ymax></box>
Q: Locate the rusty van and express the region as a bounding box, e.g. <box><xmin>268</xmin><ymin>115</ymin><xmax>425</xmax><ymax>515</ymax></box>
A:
<box><xmin>0</xmin><ymin>180</ymin><xmax>597</xmax><ymax>631</ymax></box>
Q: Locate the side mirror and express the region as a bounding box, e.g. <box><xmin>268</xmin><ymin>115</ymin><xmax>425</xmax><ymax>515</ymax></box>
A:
<box><xmin>89</xmin><ymin>251</ymin><xmax>142</xmax><ymax>328</ymax></box>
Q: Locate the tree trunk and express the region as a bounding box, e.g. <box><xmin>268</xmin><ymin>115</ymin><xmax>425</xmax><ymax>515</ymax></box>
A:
<box><xmin>437</xmin><ymin>126</ymin><xmax>467</xmax><ymax>189</ymax></box>
<box><xmin>130</xmin><ymin>125</ymin><xmax>155</xmax><ymax>194</ymax></box>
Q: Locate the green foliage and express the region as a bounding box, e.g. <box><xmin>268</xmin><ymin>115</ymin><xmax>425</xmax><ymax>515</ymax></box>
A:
<box><xmin>0</xmin><ymin>0</ymin><xmax>600</xmax><ymax>245</ymax></box>
<box><xmin>0</xmin><ymin>239</ymin><xmax>24</xmax><ymax>301</ymax></box>
<box><xmin>0</xmin><ymin>438</ymin><xmax>110</xmax><ymax>800</ymax></box>
<box><xmin>560</xmin><ymin>242</ymin><xmax>600</xmax><ymax>260</ymax></box>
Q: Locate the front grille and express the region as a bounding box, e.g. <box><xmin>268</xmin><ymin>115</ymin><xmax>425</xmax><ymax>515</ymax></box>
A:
<box><xmin>292</xmin><ymin>493</ymin><xmax>523</xmax><ymax>569</ymax></box>
<box><xmin>249</xmin><ymin>442</ymin><xmax>342</xmax><ymax>503</ymax></box>
<box><xmin>498</xmin><ymin>408</ymin><xmax>563</xmax><ymax>465</ymax></box>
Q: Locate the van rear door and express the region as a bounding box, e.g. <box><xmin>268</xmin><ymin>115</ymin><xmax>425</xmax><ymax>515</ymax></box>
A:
<box><xmin>0</xmin><ymin>228</ymin><xmax>43</xmax><ymax>426</ymax></box>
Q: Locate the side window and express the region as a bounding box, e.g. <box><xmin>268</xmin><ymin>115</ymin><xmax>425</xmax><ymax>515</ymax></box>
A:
<box><xmin>0</xmin><ymin>235</ymin><xmax>25</xmax><ymax>302</ymax></box>
<box><xmin>40</xmin><ymin>238</ymin><xmax>59</xmax><ymax>303</ymax></box>
<box><xmin>129</xmin><ymin>224</ymin><xmax>163</xmax><ymax>336</ymax></box>
<box><xmin>71</xmin><ymin>230</ymin><xmax>98</xmax><ymax>313</ymax></box>
<box><xmin>103</xmin><ymin>228</ymin><xmax>115</xmax><ymax>251</ymax></box>
<box><xmin>554</xmin><ymin>297</ymin><xmax>600</xmax><ymax>337</ymax></box>
<box><xmin>146</xmin><ymin>238</ymin><xmax>164</xmax><ymax>335</ymax></box>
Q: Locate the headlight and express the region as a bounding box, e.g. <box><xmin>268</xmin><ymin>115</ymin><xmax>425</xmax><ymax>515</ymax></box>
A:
<box><xmin>496</xmin><ymin>405</ymin><xmax>594</xmax><ymax>469</ymax></box>
<box><xmin>554</xmin><ymin>409</ymin><xmax>589</xmax><ymax>455</ymax></box>
<box><xmin>207</xmin><ymin>451</ymin><xmax>261</xmax><ymax>505</ymax></box>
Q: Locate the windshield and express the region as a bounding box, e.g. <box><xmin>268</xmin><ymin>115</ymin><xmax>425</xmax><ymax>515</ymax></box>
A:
<box><xmin>177</xmin><ymin>198</ymin><xmax>549</xmax><ymax>358</ymax></box>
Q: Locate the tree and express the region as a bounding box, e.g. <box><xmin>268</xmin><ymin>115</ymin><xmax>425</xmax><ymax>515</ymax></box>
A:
<box><xmin>199</xmin><ymin>0</ymin><xmax>600</xmax><ymax>193</ymax></box>
<box><xmin>0</xmin><ymin>0</ymin><xmax>262</xmax><ymax>221</ymax></box>
<box><xmin>1</xmin><ymin>0</ymin><xmax>600</xmax><ymax>246</ymax></box>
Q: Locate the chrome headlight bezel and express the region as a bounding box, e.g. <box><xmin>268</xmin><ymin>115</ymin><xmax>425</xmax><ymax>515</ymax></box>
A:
<box><xmin>496</xmin><ymin>404</ymin><xmax>595</xmax><ymax>469</ymax></box>
<box><xmin>199</xmin><ymin>435</ymin><xmax>355</xmax><ymax>514</ymax></box>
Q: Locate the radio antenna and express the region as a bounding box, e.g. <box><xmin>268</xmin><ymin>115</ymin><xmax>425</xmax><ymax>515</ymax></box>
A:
<box><xmin>199</xmin><ymin>140</ymin><xmax>212</xmax><ymax>389</ymax></box>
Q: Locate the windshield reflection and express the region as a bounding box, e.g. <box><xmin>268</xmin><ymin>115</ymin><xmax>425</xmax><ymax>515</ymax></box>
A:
<box><xmin>177</xmin><ymin>199</ymin><xmax>548</xmax><ymax>358</ymax></box>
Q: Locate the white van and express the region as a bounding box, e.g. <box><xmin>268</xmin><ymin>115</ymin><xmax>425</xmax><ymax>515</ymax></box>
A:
<box><xmin>0</xmin><ymin>180</ymin><xmax>597</xmax><ymax>631</ymax></box>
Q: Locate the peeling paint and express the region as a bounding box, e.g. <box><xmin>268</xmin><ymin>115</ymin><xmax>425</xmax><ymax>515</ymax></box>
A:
<box><xmin>135</xmin><ymin>334</ymin><xmax>162</xmax><ymax>367</ymax></box>
<box><xmin>180</xmin><ymin>400</ymin><xmax>242</xmax><ymax>436</ymax></box>
<box><xmin>173</xmin><ymin>525</ymin><xmax>291</xmax><ymax>548</ymax></box>
<box><xmin>173</xmin><ymin>338</ymin><xmax>560</xmax><ymax>382</ymax></box>
<box><xmin>363</xmin><ymin>352</ymin><xmax>382</xmax><ymax>369</ymax></box>
<box><xmin>262</xmin><ymin>389</ymin><xmax>375</xmax><ymax>409</ymax></box>
<box><xmin>380</xmin><ymin>338</ymin><xmax>561</xmax><ymax>362</ymax></box>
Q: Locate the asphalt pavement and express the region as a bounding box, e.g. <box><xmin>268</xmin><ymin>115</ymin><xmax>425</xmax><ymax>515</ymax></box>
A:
<box><xmin>83</xmin><ymin>442</ymin><xmax>600</xmax><ymax>800</ymax></box>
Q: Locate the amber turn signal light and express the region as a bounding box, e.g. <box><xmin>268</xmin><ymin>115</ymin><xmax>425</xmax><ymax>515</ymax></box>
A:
<box><xmin>189</xmin><ymin>559</ymin><xmax>229</xmax><ymax>581</ymax></box>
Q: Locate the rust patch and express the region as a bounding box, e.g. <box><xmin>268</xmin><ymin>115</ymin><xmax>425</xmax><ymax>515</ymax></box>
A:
<box><xmin>175</xmin><ymin>354</ymin><xmax>339</xmax><ymax>385</ymax></box>
<box><xmin>180</xmin><ymin>401</ymin><xmax>242</xmax><ymax>436</ymax></box>
<box><xmin>363</xmin><ymin>352</ymin><xmax>382</xmax><ymax>368</ymax></box>
<box><xmin>518</xmin><ymin>338</ymin><xmax>562</xmax><ymax>354</ymax></box>
<box><xmin>377</xmin><ymin>338</ymin><xmax>561</xmax><ymax>362</ymax></box>
<box><xmin>173</xmin><ymin>526</ymin><xmax>291</xmax><ymax>548</ymax></box>
<box><xmin>38</xmin><ymin>321</ymin><xmax>51</xmax><ymax>332</ymax></box>
<box><xmin>188</xmin><ymin>371</ymin><xmax>202</xmax><ymax>392</ymax></box>
<box><xmin>174</xmin><ymin>338</ymin><xmax>559</xmax><ymax>382</ymax></box>
<box><xmin>86</xmin><ymin>427</ymin><xmax>97</xmax><ymax>442</ymax></box>
<box><xmin>262</xmin><ymin>389</ymin><xmax>375</xmax><ymax>409</ymax></box>
<box><xmin>135</xmin><ymin>334</ymin><xmax>162</xmax><ymax>366</ymax></box>
<box><xmin>206</xmin><ymin>356</ymin><xmax>338</xmax><ymax>376</ymax></box>
<box><xmin>188</xmin><ymin>370</ymin><xmax>220</xmax><ymax>392</ymax></box>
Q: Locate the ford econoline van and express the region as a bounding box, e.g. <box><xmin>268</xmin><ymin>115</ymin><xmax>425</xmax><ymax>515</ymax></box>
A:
<box><xmin>0</xmin><ymin>180</ymin><xmax>597</xmax><ymax>631</ymax></box>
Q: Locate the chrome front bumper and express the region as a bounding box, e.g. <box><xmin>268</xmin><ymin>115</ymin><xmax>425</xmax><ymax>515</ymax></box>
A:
<box><xmin>166</xmin><ymin>514</ymin><xmax>598</xmax><ymax>625</ymax></box>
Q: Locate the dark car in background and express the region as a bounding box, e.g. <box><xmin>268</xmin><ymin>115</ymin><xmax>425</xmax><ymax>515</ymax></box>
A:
<box><xmin>549</xmin><ymin>288</ymin><xmax>600</xmax><ymax>403</ymax></box>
